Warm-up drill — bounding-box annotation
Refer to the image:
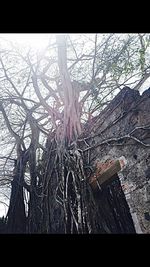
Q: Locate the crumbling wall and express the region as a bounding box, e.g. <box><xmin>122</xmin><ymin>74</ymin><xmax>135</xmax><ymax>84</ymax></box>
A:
<box><xmin>83</xmin><ymin>87</ymin><xmax>150</xmax><ymax>233</ymax></box>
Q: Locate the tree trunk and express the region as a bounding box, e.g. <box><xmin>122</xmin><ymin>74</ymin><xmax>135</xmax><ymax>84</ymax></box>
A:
<box><xmin>39</xmin><ymin>136</ymin><xmax>136</xmax><ymax>234</ymax></box>
<box><xmin>6</xmin><ymin>153</ymin><xmax>27</xmax><ymax>233</ymax></box>
<box><xmin>56</xmin><ymin>35</ymin><xmax>81</xmax><ymax>144</ymax></box>
<box><xmin>93</xmin><ymin>174</ymin><xmax>136</xmax><ymax>233</ymax></box>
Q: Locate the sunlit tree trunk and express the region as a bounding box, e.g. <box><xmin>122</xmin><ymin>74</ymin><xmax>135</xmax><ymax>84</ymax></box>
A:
<box><xmin>56</xmin><ymin>35</ymin><xmax>81</xmax><ymax>144</ymax></box>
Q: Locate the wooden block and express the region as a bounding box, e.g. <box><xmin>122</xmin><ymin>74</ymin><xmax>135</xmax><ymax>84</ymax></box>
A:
<box><xmin>89</xmin><ymin>159</ymin><xmax>123</xmax><ymax>190</ymax></box>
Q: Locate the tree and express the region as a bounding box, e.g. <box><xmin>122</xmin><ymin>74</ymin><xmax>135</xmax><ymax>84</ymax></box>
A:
<box><xmin>0</xmin><ymin>33</ymin><xmax>150</xmax><ymax>233</ymax></box>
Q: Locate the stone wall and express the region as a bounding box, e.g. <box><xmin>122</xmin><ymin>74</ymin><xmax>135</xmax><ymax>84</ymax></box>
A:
<box><xmin>83</xmin><ymin>87</ymin><xmax>150</xmax><ymax>233</ymax></box>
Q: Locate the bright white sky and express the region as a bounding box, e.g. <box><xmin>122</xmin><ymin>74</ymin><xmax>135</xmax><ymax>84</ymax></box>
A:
<box><xmin>0</xmin><ymin>33</ymin><xmax>51</xmax><ymax>50</ymax></box>
<box><xmin>0</xmin><ymin>33</ymin><xmax>95</xmax><ymax>53</ymax></box>
<box><xmin>0</xmin><ymin>203</ymin><xmax>7</xmax><ymax>217</ymax></box>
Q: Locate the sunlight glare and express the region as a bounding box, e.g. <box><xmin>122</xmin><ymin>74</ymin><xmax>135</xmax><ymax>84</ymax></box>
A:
<box><xmin>0</xmin><ymin>34</ymin><xmax>51</xmax><ymax>51</ymax></box>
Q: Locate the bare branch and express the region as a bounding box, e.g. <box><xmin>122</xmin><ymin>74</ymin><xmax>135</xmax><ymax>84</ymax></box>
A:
<box><xmin>83</xmin><ymin>125</ymin><xmax>150</xmax><ymax>152</ymax></box>
<box><xmin>133</xmin><ymin>72</ymin><xmax>150</xmax><ymax>91</ymax></box>
<box><xmin>40</xmin><ymin>76</ymin><xmax>61</xmax><ymax>105</ymax></box>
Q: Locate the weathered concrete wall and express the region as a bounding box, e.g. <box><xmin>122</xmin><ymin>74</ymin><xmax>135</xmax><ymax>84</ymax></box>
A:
<box><xmin>83</xmin><ymin>87</ymin><xmax>150</xmax><ymax>233</ymax></box>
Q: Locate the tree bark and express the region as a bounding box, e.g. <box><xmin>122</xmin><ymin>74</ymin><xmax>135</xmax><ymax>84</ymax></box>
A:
<box><xmin>56</xmin><ymin>35</ymin><xmax>81</xmax><ymax>144</ymax></box>
<box><xmin>6</xmin><ymin>152</ymin><xmax>27</xmax><ymax>233</ymax></box>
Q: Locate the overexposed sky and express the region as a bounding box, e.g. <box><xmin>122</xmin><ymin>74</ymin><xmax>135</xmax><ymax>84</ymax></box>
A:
<box><xmin>0</xmin><ymin>204</ymin><xmax>7</xmax><ymax>217</ymax></box>
<box><xmin>0</xmin><ymin>33</ymin><xmax>95</xmax><ymax>52</ymax></box>
<box><xmin>0</xmin><ymin>33</ymin><xmax>51</xmax><ymax>50</ymax></box>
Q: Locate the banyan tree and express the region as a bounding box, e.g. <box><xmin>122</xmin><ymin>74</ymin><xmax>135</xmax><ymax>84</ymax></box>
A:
<box><xmin>2</xmin><ymin>33</ymin><xmax>149</xmax><ymax>233</ymax></box>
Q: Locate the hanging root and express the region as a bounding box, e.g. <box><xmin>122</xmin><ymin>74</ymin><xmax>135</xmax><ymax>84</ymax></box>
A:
<box><xmin>56</xmin><ymin>145</ymin><xmax>92</xmax><ymax>233</ymax></box>
<box><xmin>36</xmin><ymin>135</ymin><xmax>99</xmax><ymax>234</ymax></box>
